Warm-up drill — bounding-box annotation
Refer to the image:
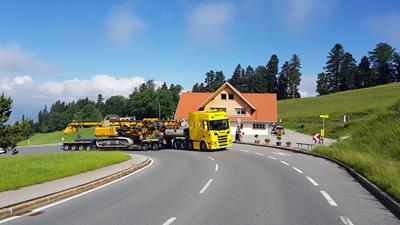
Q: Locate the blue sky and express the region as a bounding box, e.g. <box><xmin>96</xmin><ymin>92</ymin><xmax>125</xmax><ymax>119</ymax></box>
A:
<box><xmin>0</xmin><ymin>0</ymin><xmax>399</xmax><ymax>120</ymax></box>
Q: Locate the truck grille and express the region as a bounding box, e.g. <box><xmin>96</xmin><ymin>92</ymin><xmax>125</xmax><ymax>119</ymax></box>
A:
<box><xmin>218</xmin><ymin>135</ymin><xmax>228</xmax><ymax>146</ymax></box>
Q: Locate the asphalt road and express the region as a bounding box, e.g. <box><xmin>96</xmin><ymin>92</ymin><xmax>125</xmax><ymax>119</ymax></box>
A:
<box><xmin>3</xmin><ymin>144</ymin><xmax>399</xmax><ymax>225</ymax></box>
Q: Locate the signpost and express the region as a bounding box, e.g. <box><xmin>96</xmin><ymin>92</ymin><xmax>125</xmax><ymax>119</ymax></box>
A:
<box><xmin>319</xmin><ymin>114</ymin><xmax>329</xmax><ymax>138</ymax></box>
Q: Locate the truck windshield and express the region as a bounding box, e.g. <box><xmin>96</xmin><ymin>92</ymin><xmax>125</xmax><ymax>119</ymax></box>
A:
<box><xmin>209</xmin><ymin>119</ymin><xmax>229</xmax><ymax>130</ymax></box>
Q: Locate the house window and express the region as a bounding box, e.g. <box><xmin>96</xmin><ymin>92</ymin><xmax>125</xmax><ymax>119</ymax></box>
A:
<box><xmin>221</xmin><ymin>93</ymin><xmax>227</xmax><ymax>100</ymax></box>
<box><xmin>235</xmin><ymin>108</ymin><xmax>246</xmax><ymax>115</ymax></box>
<box><xmin>211</xmin><ymin>107</ymin><xmax>226</xmax><ymax>112</ymax></box>
<box><xmin>228</xmin><ymin>94</ymin><xmax>234</xmax><ymax>100</ymax></box>
<box><xmin>253</xmin><ymin>123</ymin><xmax>265</xmax><ymax>129</ymax></box>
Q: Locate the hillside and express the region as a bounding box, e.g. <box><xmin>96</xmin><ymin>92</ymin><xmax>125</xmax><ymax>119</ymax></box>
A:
<box><xmin>278</xmin><ymin>83</ymin><xmax>400</xmax><ymax>138</ymax></box>
<box><xmin>18</xmin><ymin>127</ymin><xmax>96</xmax><ymax>146</ymax></box>
<box><xmin>278</xmin><ymin>83</ymin><xmax>400</xmax><ymax>200</ymax></box>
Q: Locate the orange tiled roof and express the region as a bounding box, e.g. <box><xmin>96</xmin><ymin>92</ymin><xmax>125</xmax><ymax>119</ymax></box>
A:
<box><xmin>175</xmin><ymin>92</ymin><xmax>277</xmax><ymax>122</ymax></box>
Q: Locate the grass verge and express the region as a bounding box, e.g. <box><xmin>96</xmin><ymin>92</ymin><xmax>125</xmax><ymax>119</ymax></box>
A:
<box><xmin>314</xmin><ymin>100</ymin><xmax>400</xmax><ymax>201</ymax></box>
<box><xmin>0</xmin><ymin>151</ymin><xmax>130</xmax><ymax>192</ymax></box>
<box><xmin>18</xmin><ymin>127</ymin><xmax>96</xmax><ymax>146</ymax></box>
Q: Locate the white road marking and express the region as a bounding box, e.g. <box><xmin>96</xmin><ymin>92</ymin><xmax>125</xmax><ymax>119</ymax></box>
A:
<box><xmin>254</xmin><ymin>152</ymin><xmax>264</xmax><ymax>156</ymax></box>
<box><xmin>199</xmin><ymin>179</ymin><xmax>213</xmax><ymax>194</ymax></box>
<box><xmin>0</xmin><ymin>158</ymin><xmax>154</xmax><ymax>224</ymax></box>
<box><xmin>292</xmin><ymin>167</ymin><xmax>304</xmax><ymax>174</ymax></box>
<box><xmin>238</xmin><ymin>149</ymin><xmax>249</xmax><ymax>153</ymax></box>
<box><xmin>280</xmin><ymin>160</ymin><xmax>290</xmax><ymax>165</ymax></box>
<box><xmin>207</xmin><ymin>156</ymin><xmax>215</xmax><ymax>161</ymax></box>
<box><xmin>340</xmin><ymin>216</ymin><xmax>354</xmax><ymax>225</ymax></box>
<box><xmin>272</xmin><ymin>152</ymin><xmax>292</xmax><ymax>156</ymax></box>
<box><xmin>267</xmin><ymin>156</ymin><xmax>277</xmax><ymax>160</ymax></box>
<box><xmin>163</xmin><ymin>217</ymin><xmax>177</xmax><ymax>225</ymax></box>
<box><xmin>320</xmin><ymin>191</ymin><xmax>338</xmax><ymax>206</ymax></box>
<box><xmin>0</xmin><ymin>216</ymin><xmax>22</xmax><ymax>224</ymax></box>
<box><xmin>215</xmin><ymin>164</ymin><xmax>219</xmax><ymax>171</ymax></box>
<box><xmin>306</xmin><ymin>176</ymin><xmax>319</xmax><ymax>186</ymax></box>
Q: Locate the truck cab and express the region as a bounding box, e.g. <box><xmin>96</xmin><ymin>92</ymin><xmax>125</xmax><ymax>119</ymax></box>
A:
<box><xmin>189</xmin><ymin>111</ymin><xmax>232</xmax><ymax>150</ymax></box>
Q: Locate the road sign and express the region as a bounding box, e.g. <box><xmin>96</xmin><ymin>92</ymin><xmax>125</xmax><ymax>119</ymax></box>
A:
<box><xmin>313</xmin><ymin>133</ymin><xmax>321</xmax><ymax>142</ymax></box>
<box><xmin>320</xmin><ymin>129</ymin><xmax>325</xmax><ymax>137</ymax></box>
<box><xmin>320</xmin><ymin>114</ymin><xmax>329</xmax><ymax>118</ymax></box>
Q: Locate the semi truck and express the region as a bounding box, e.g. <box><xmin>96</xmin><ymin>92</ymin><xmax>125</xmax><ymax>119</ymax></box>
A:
<box><xmin>62</xmin><ymin>111</ymin><xmax>232</xmax><ymax>151</ymax></box>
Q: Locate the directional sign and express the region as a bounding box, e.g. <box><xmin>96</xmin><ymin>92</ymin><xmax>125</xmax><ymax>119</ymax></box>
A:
<box><xmin>320</xmin><ymin>114</ymin><xmax>329</xmax><ymax>118</ymax></box>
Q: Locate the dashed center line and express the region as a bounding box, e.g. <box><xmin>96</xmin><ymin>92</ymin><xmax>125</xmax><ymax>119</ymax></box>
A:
<box><xmin>320</xmin><ymin>191</ymin><xmax>338</xmax><ymax>206</ymax></box>
<box><xmin>254</xmin><ymin>152</ymin><xmax>264</xmax><ymax>156</ymax></box>
<box><xmin>272</xmin><ymin>152</ymin><xmax>292</xmax><ymax>156</ymax></box>
<box><xmin>199</xmin><ymin>179</ymin><xmax>213</xmax><ymax>194</ymax></box>
<box><xmin>340</xmin><ymin>216</ymin><xmax>355</xmax><ymax>225</ymax></box>
<box><xmin>292</xmin><ymin>167</ymin><xmax>304</xmax><ymax>174</ymax></box>
<box><xmin>280</xmin><ymin>160</ymin><xmax>290</xmax><ymax>165</ymax></box>
<box><xmin>238</xmin><ymin>149</ymin><xmax>249</xmax><ymax>153</ymax></box>
<box><xmin>215</xmin><ymin>164</ymin><xmax>219</xmax><ymax>171</ymax></box>
<box><xmin>162</xmin><ymin>217</ymin><xmax>177</xmax><ymax>225</ymax></box>
<box><xmin>306</xmin><ymin>176</ymin><xmax>319</xmax><ymax>186</ymax></box>
<box><xmin>267</xmin><ymin>156</ymin><xmax>277</xmax><ymax>160</ymax></box>
<box><xmin>207</xmin><ymin>156</ymin><xmax>215</xmax><ymax>161</ymax></box>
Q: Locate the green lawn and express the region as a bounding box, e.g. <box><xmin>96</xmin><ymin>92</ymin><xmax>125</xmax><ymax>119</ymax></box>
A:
<box><xmin>278</xmin><ymin>83</ymin><xmax>400</xmax><ymax>138</ymax></box>
<box><xmin>0</xmin><ymin>151</ymin><xmax>130</xmax><ymax>192</ymax></box>
<box><xmin>278</xmin><ymin>83</ymin><xmax>400</xmax><ymax>201</ymax></box>
<box><xmin>18</xmin><ymin>127</ymin><xmax>96</xmax><ymax>146</ymax></box>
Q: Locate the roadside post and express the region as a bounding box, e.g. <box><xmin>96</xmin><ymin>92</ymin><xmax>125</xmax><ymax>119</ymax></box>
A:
<box><xmin>319</xmin><ymin>114</ymin><xmax>329</xmax><ymax>144</ymax></box>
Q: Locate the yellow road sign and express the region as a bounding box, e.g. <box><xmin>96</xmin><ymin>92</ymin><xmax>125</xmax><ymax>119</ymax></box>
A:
<box><xmin>321</xmin><ymin>129</ymin><xmax>325</xmax><ymax>137</ymax></box>
<box><xmin>320</xmin><ymin>114</ymin><xmax>329</xmax><ymax>118</ymax></box>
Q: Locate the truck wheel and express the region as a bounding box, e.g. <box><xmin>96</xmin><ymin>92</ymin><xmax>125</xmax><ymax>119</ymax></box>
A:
<box><xmin>180</xmin><ymin>141</ymin><xmax>187</xmax><ymax>150</ymax></box>
<box><xmin>71</xmin><ymin>145</ymin><xmax>77</xmax><ymax>151</ymax></box>
<box><xmin>200</xmin><ymin>142</ymin><xmax>207</xmax><ymax>151</ymax></box>
<box><xmin>142</xmin><ymin>143</ymin><xmax>149</xmax><ymax>151</ymax></box>
<box><xmin>187</xmin><ymin>142</ymin><xmax>193</xmax><ymax>150</ymax></box>
<box><xmin>78</xmin><ymin>145</ymin><xmax>84</xmax><ymax>151</ymax></box>
<box><xmin>173</xmin><ymin>141</ymin><xmax>180</xmax><ymax>149</ymax></box>
<box><xmin>86</xmin><ymin>146</ymin><xmax>91</xmax><ymax>151</ymax></box>
<box><xmin>63</xmin><ymin>145</ymin><xmax>70</xmax><ymax>151</ymax></box>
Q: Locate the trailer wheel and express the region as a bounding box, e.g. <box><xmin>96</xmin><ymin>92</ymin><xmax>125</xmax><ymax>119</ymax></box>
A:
<box><xmin>152</xmin><ymin>143</ymin><xmax>159</xmax><ymax>151</ymax></box>
<box><xmin>179</xmin><ymin>141</ymin><xmax>187</xmax><ymax>150</ymax></box>
<box><xmin>63</xmin><ymin>145</ymin><xmax>70</xmax><ymax>151</ymax></box>
<box><xmin>71</xmin><ymin>145</ymin><xmax>77</xmax><ymax>151</ymax></box>
<box><xmin>85</xmin><ymin>146</ymin><xmax>91</xmax><ymax>151</ymax></box>
<box><xmin>187</xmin><ymin>142</ymin><xmax>193</xmax><ymax>150</ymax></box>
<box><xmin>78</xmin><ymin>145</ymin><xmax>84</xmax><ymax>151</ymax></box>
<box><xmin>173</xmin><ymin>140</ymin><xmax>180</xmax><ymax>149</ymax></box>
<box><xmin>142</xmin><ymin>143</ymin><xmax>149</xmax><ymax>151</ymax></box>
<box><xmin>200</xmin><ymin>141</ymin><xmax>207</xmax><ymax>151</ymax></box>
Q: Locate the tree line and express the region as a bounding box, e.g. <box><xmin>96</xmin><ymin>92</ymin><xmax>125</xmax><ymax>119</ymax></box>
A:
<box><xmin>316</xmin><ymin>42</ymin><xmax>400</xmax><ymax>95</ymax></box>
<box><xmin>33</xmin><ymin>80</ymin><xmax>182</xmax><ymax>133</ymax></box>
<box><xmin>192</xmin><ymin>54</ymin><xmax>302</xmax><ymax>99</ymax></box>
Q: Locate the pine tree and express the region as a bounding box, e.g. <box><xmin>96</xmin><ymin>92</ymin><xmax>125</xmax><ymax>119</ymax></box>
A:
<box><xmin>325</xmin><ymin>43</ymin><xmax>345</xmax><ymax>93</ymax></box>
<box><xmin>254</xmin><ymin>66</ymin><xmax>267</xmax><ymax>93</ymax></box>
<box><xmin>357</xmin><ymin>56</ymin><xmax>375</xmax><ymax>87</ymax></box>
<box><xmin>229</xmin><ymin>64</ymin><xmax>245</xmax><ymax>91</ymax></box>
<box><xmin>393</xmin><ymin>53</ymin><xmax>400</xmax><ymax>82</ymax></box>
<box><xmin>316</xmin><ymin>72</ymin><xmax>329</xmax><ymax>95</ymax></box>
<box><xmin>277</xmin><ymin>62</ymin><xmax>290</xmax><ymax>99</ymax></box>
<box><xmin>209</xmin><ymin>71</ymin><xmax>225</xmax><ymax>92</ymax></box>
<box><xmin>287</xmin><ymin>54</ymin><xmax>302</xmax><ymax>98</ymax></box>
<box><xmin>204</xmin><ymin>70</ymin><xmax>216</xmax><ymax>91</ymax></box>
<box><xmin>243</xmin><ymin>66</ymin><xmax>255</xmax><ymax>92</ymax></box>
<box><xmin>339</xmin><ymin>52</ymin><xmax>357</xmax><ymax>91</ymax></box>
<box><xmin>96</xmin><ymin>94</ymin><xmax>104</xmax><ymax>106</ymax></box>
<box><xmin>369</xmin><ymin>42</ymin><xmax>396</xmax><ymax>84</ymax></box>
<box><xmin>265</xmin><ymin>55</ymin><xmax>279</xmax><ymax>93</ymax></box>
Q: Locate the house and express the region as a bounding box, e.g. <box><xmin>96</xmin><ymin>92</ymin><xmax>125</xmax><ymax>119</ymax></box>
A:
<box><xmin>175</xmin><ymin>82</ymin><xmax>277</xmax><ymax>136</ymax></box>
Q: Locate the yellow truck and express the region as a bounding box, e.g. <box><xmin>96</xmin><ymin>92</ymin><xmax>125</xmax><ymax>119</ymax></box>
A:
<box><xmin>62</xmin><ymin>111</ymin><xmax>232</xmax><ymax>151</ymax></box>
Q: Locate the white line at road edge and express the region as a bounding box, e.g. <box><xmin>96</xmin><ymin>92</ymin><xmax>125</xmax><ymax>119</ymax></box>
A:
<box><xmin>280</xmin><ymin>160</ymin><xmax>290</xmax><ymax>165</ymax></box>
<box><xmin>215</xmin><ymin>164</ymin><xmax>219</xmax><ymax>171</ymax></box>
<box><xmin>254</xmin><ymin>152</ymin><xmax>264</xmax><ymax>156</ymax></box>
<box><xmin>306</xmin><ymin>177</ymin><xmax>319</xmax><ymax>186</ymax></box>
<box><xmin>163</xmin><ymin>217</ymin><xmax>177</xmax><ymax>225</ymax></box>
<box><xmin>267</xmin><ymin>156</ymin><xmax>277</xmax><ymax>160</ymax></box>
<box><xmin>207</xmin><ymin>156</ymin><xmax>215</xmax><ymax>161</ymax></box>
<box><xmin>340</xmin><ymin>216</ymin><xmax>354</xmax><ymax>225</ymax></box>
<box><xmin>320</xmin><ymin>191</ymin><xmax>338</xmax><ymax>206</ymax></box>
<box><xmin>292</xmin><ymin>167</ymin><xmax>304</xmax><ymax>174</ymax></box>
<box><xmin>199</xmin><ymin>179</ymin><xmax>213</xmax><ymax>194</ymax></box>
<box><xmin>0</xmin><ymin>158</ymin><xmax>154</xmax><ymax>224</ymax></box>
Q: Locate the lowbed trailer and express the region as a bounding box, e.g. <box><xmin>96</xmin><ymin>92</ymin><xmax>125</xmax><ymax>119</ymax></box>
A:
<box><xmin>62</xmin><ymin>111</ymin><xmax>232</xmax><ymax>151</ymax></box>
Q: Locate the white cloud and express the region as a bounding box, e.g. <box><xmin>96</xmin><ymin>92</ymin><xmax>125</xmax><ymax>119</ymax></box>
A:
<box><xmin>368</xmin><ymin>13</ymin><xmax>400</xmax><ymax>48</ymax></box>
<box><xmin>188</xmin><ymin>2</ymin><xmax>235</xmax><ymax>45</ymax></box>
<box><xmin>0</xmin><ymin>44</ymin><xmax>57</xmax><ymax>74</ymax></box>
<box><xmin>105</xmin><ymin>3</ymin><xmax>145</xmax><ymax>45</ymax></box>
<box><xmin>274</xmin><ymin>0</ymin><xmax>334</xmax><ymax>32</ymax></box>
<box><xmin>299</xmin><ymin>75</ymin><xmax>317</xmax><ymax>97</ymax></box>
<box><xmin>0</xmin><ymin>74</ymin><xmax>162</xmax><ymax>121</ymax></box>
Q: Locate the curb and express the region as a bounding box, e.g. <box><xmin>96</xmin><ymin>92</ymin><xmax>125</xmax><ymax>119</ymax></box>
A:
<box><xmin>237</xmin><ymin>142</ymin><xmax>400</xmax><ymax>219</ymax></box>
<box><xmin>0</xmin><ymin>157</ymin><xmax>152</xmax><ymax>220</ymax></box>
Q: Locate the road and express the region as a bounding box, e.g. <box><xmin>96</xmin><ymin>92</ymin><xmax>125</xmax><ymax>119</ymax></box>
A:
<box><xmin>3</xmin><ymin>144</ymin><xmax>399</xmax><ymax>225</ymax></box>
